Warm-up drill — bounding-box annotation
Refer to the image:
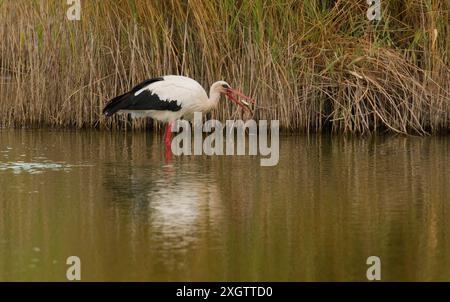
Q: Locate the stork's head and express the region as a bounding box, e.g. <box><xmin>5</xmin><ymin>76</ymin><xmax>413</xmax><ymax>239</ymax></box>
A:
<box><xmin>210</xmin><ymin>81</ymin><xmax>255</xmax><ymax>112</ymax></box>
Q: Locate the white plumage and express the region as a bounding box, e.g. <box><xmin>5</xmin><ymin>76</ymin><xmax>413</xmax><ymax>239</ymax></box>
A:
<box><xmin>103</xmin><ymin>75</ymin><xmax>254</xmax><ymax>153</ymax></box>
<box><xmin>128</xmin><ymin>76</ymin><xmax>210</xmax><ymax>122</ymax></box>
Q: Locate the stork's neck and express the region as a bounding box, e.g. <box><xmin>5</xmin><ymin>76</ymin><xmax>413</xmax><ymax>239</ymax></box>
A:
<box><xmin>206</xmin><ymin>87</ymin><xmax>221</xmax><ymax>110</ymax></box>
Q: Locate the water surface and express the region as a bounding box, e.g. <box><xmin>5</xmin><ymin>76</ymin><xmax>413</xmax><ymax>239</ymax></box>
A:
<box><xmin>0</xmin><ymin>129</ymin><xmax>449</xmax><ymax>281</ymax></box>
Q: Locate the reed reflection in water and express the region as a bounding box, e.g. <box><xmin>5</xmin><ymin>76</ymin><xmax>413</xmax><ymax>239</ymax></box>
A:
<box><xmin>0</xmin><ymin>129</ymin><xmax>449</xmax><ymax>281</ymax></box>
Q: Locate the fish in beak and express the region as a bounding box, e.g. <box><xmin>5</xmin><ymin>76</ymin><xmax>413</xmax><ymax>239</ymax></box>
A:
<box><xmin>225</xmin><ymin>88</ymin><xmax>256</xmax><ymax>113</ymax></box>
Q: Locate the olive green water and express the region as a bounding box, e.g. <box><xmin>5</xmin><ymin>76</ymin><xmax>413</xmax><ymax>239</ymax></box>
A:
<box><xmin>0</xmin><ymin>129</ymin><xmax>449</xmax><ymax>281</ymax></box>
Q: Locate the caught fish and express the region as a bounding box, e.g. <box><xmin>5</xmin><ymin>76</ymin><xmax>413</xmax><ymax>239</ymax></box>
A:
<box><xmin>225</xmin><ymin>89</ymin><xmax>256</xmax><ymax>114</ymax></box>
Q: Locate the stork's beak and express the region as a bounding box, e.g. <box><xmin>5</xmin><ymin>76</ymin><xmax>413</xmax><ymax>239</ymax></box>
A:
<box><xmin>225</xmin><ymin>88</ymin><xmax>256</xmax><ymax>113</ymax></box>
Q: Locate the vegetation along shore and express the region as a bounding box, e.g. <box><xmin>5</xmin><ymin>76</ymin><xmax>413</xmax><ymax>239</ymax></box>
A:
<box><xmin>0</xmin><ymin>0</ymin><xmax>448</xmax><ymax>134</ymax></box>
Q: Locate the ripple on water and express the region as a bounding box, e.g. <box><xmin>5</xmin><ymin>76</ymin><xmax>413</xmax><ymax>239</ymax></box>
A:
<box><xmin>0</xmin><ymin>160</ymin><xmax>91</xmax><ymax>174</ymax></box>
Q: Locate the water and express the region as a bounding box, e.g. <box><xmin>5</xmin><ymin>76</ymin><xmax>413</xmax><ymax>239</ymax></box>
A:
<box><xmin>0</xmin><ymin>129</ymin><xmax>449</xmax><ymax>281</ymax></box>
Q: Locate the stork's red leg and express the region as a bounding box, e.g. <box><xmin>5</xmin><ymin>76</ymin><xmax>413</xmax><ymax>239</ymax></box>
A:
<box><xmin>164</xmin><ymin>146</ymin><xmax>172</xmax><ymax>162</ymax></box>
<box><xmin>164</xmin><ymin>123</ymin><xmax>172</xmax><ymax>148</ymax></box>
<box><xmin>163</xmin><ymin>123</ymin><xmax>172</xmax><ymax>162</ymax></box>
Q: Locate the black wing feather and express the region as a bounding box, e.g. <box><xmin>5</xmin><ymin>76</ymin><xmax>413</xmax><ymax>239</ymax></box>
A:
<box><xmin>130</xmin><ymin>77</ymin><xmax>164</xmax><ymax>93</ymax></box>
<box><xmin>102</xmin><ymin>77</ymin><xmax>181</xmax><ymax>116</ymax></box>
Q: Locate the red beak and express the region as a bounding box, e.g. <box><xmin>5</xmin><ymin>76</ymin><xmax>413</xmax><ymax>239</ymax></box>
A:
<box><xmin>225</xmin><ymin>88</ymin><xmax>256</xmax><ymax>113</ymax></box>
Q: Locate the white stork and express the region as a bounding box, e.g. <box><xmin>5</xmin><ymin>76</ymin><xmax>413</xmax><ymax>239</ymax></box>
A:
<box><xmin>103</xmin><ymin>75</ymin><xmax>255</xmax><ymax>150</ymax></box>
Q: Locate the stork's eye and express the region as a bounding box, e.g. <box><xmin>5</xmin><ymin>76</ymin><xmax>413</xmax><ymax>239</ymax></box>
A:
<box><xmin>222</xmin><ymin>84</ymin><xmax>230</xmax><ymax>89</ymax></box>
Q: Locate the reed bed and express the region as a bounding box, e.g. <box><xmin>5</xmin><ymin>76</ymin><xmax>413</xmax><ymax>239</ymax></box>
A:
<box><xmin>0</xmin><ymin>0</ymin><xmax>448</xmax><ymax>134</ymax></box>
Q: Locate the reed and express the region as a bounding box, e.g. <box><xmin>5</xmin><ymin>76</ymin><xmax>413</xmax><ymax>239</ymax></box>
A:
<box><xmin>0</xmin><ymin>0</ymin><xmax>448</xmax><ymax>134</ymax></box>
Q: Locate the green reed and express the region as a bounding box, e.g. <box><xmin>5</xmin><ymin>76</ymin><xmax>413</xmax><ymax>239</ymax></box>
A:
<box><xmin>0</xmin><ymin>0</ymin><xmax>448</xmax><ymax>134</ymax></box>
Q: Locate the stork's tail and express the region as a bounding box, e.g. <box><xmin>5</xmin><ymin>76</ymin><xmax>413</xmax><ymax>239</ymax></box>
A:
<box><xmin>102</xmin><ymin>92</ymin><xmax>130</xmax><ymax>117</ymax></box>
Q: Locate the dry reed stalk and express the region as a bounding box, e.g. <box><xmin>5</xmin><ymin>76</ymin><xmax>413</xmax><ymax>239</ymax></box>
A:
<box><xmin>0</xmin><ymin>0</ymin><xmax>448</xmax><ymax>134</ymax></box>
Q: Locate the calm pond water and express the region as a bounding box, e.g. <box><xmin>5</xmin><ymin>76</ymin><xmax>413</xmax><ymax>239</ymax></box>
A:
<box><xmin>0</xmin><ymin>129</ymin><xmax>449</xmax><ymax>281</ymax></box>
